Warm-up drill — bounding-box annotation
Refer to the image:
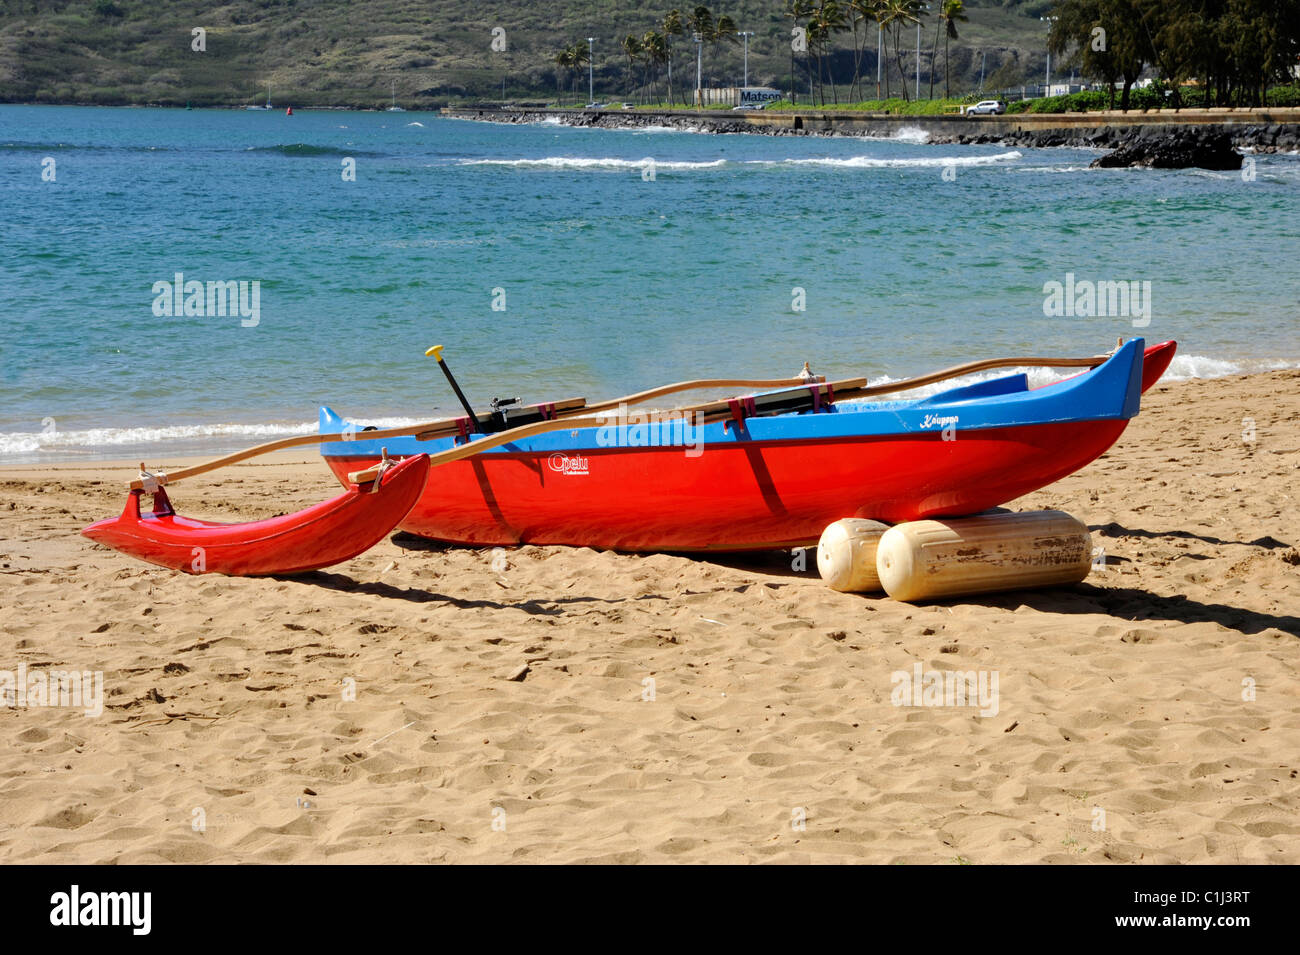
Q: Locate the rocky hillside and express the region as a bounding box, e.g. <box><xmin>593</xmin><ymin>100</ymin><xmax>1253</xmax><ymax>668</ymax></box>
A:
<box><xmin>0</xmin><ymin>0</ymin><xmax>1061</xmax><ymax>107</ymax></box>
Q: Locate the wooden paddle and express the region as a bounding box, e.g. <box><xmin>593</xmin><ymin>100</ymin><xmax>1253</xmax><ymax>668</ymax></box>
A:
<box><xmin>127</xmin><ymin>374</ymin><xmax>813</xmax><ymax>489</ymax></box>
<box><xmin>129</xmin><ymin>349</ymin><xmax>1112</xmax><ymax>490</ymax></box>
<box><xmin>342</xmin><ymin>350</ymin><xmax>1113</xmax><ymax>483</ymax></box>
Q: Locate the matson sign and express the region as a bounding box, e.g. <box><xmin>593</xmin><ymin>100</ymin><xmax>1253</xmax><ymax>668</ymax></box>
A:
<box><xmin>697</xmin><ymin>86</ymin><xmax>782</xmax><ymax>106</ymax></box>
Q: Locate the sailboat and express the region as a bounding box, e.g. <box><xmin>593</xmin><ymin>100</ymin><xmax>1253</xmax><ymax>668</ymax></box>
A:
<box><xmin>387</xmin><ymin>80</ymin><xmax>405</xmax><ymax>112</ymax></box>
<box><xmin>245</xmin><ymin>81</ymin><xmax>273</xmax><ymax>110</ymax></box>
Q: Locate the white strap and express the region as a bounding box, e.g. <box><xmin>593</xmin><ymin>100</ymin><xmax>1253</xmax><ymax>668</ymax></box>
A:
<box><xmin>368</xmin><ymin>449</ymin><xmax>395</xmax><ymax>493</ymax></box>
<box><xmin>138</xmin><ymin>466</ymin><xmax>163</xmax><ymax>494</ymax></box>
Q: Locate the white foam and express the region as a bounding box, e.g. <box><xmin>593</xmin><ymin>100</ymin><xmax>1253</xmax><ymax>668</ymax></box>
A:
<box><xmin>892</xmin><ymin>125</ymin><xmax>931</xmax><ymax>144</ymax></box>
<box><xmin>1011</xmin><ymin>164</ymin><xmax>1094</xmax><ymax>174</ymax></box>
<box><xmin>0</xmin><ymin>421</ymin><xmax>314</xmax><ymax>456</ymax></box>
<box><xmin>1162</xmin><ymin>354</ymin><xmax>1300</xmax><ymax>380</ymax></box>
<box><xmin>459</xmin><ymin>156</ymin><xmax>728</xmax><ymax>171</ymax></box>
<box><xmin>405</xmin><ymin>121</ymin><xmax>425</xmax><ymax>127</ymax></box>
<box><xmin>840</xmin><ymin>365</ymin><xmax>1071</xmax><ymax>403</ymax></box>
<box><xmin>460</xmin><ymin>151</ymin><xmax>1020</xmax><ymax>172</ymax></box>
<box><xmin>766</xmin><ymin>151</ymin><xmax>1022</xmax><ymax>169</ymax></box>
<box><xmin>0</xmin><ymin>415</ymin><xmax>434</xmax><ymax>458</ymax></box>
<box><xmin>631</xmin><ymin>124</ymin><xmax>697</xmax><ymax>135</ymax></box>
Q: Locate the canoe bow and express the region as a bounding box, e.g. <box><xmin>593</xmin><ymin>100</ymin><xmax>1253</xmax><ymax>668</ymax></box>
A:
<box><xmin>82</xmin><ymin>453</ymin><xmax>430</xmax><ymax>576</ymax></box>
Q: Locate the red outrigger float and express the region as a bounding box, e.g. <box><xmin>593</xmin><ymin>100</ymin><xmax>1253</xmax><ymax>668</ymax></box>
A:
<box><xmin>82</xmin><ymin>453</ymin><xmax>430</xmax><ymax>576</ymax></box>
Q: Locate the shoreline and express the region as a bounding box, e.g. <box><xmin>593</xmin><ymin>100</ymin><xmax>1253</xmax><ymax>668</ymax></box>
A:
<box><xmin>4</xmin><ymin>363</ymin><xmax>1299</xmax><ymax>469</ymax></box>
<box><xmin>442</xmin><ymin>105</ymin><xmax>1300</xmax><ymax>153</ymax></box>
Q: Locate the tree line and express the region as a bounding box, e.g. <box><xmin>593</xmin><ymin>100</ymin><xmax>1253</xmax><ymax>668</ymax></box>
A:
<box><xmin>783</xmin><ymin>0</ymin><xmax>968</xmax><ymax>105</ymax></box>
<box><xmin>553</xmin><ymin>7</ymin><xmax>742</xmax><ymax>105</ymax></box>
<box><xmin>1049</xmin><ymin>0</ymin><xmax>1300</xmax><ymax>110</ymax></box>
<box><xmin>553</xmin><ymin>2</ymin><xmax>969</xmax><ymax>106</ymax></box>
<box><xmin>549</xmin><ymin>0</ymin><xmax>1299</xmax><ymax>109</ymax></box>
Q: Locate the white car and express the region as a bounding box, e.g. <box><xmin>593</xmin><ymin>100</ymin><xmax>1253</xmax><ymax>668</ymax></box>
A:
<box><xmin>966</xmin><ymin>100</ymin><xmax>1006</xmax><ymax>115</ymax></box>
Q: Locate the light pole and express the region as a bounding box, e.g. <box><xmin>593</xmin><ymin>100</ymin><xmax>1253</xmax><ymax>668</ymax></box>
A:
<box><xmin>587</xmin><ymin>36</ymin><xmax>594</xmax><ymax>105</ymax></box>
<box><xmin>915</xmin><ymin>17</ymin><xmax>921</xmax><ymax>100</ymax></box>
<box><xmin>1039</xmin><ymin>16</ymin><xmax>1058</xmax><ymax>97</ymax></box>
<box><xmin>917</xmin><ymin>3</ymin><xmax>931</xmax><ymax>101</ymax></box>
<box><xmin>876</xmin><ymin>24</ymin><xmax>882</xmax><ymax>99</ymax></box>
<box><xmin>693</xmin><ymin>32</ymin><xmax>703</xmax><ymax>107</ymax></box>
<box><xmin>738</xmin><ymin>30</ymin><xmax>754</xmax><ymax>88</ymax></box>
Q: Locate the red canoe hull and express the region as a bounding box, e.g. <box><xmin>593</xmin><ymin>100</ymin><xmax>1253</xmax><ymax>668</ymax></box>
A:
<box><xmin>82</xmin><ymin>454</ymin><xmax>430</xmax><ymax>575</ymax></box>
<box><xmin>320</xmin><ymin>341</ymin><xmax>1174</xmax><ymax>553</ymax></box>
<box><xmin>324</xmin><ymin>419</ymin><xmax>1127</xmax><ymax>551</ymax></box>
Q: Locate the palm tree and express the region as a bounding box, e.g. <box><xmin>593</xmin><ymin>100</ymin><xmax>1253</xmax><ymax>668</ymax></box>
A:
<box><xmin>663</xmin><ymin>10</ymin><xmax>686</xmax><ymax>104</ymax></box>
<box><xmin>940</xmin><ymin>0</ymin><xmax>967</xmax><ymax>99</ymax></box>
<box><xmin>682</xmin><ymin>7</ymin><xmax>742</xmax><ymax>102</ymax></box>
<box><xmin>710</xmin><ymin>14</ymin><xmax>740</xmax><ymax>90</ymax></box>
<box><xmin>621</xmin><ymin>34</ymin><xmax>643</xmax><ymax>101</ymax></box>
<box><xmin>879</xmin><ymin>0</ymin><xmax>921</xmax><ymax>101</ymax></box>
<box><xmin>555</xmin><ymin>42</ymin><xmax>591</xmax><ymax>105</ymax></box>
<box><xmin>868</xmin><ymin>0</ymin><xmax>888</xmax><ymax>97</ymax></box>
<box><xmin>784</xmin><ymin>0</ymin><xmax>815</xmax><ymax>104</ymax></box>
<box><xmin>686</xmin><ymin>6</ymin><xmax>717</xmax><ymax>103</ymax></box>
<box><xmin>643</xmin><ymin>31</ymin><xmax>668</xmax><ymax>104</ymax></box>
<box><xmin>685</xmin><ymin>6</ymin><xmax>713</xmax><ymax>100</ymax></box>
<box><xmin>552</xmin><ymin>46</ymin><xmax>575</xmax><ymax>104</ymax></box>
<box><xmin>572</xmin><ymin>41</ymin><xmax>591</xmax><ymax>103</ymax></box>
<box><xmin>847</xmin><ymin>0</ymin><xmax>878</xmax><ymax>101</ymax></box>
<box><xmin>808</xmin><ymin>1</ymin><xmax>849</xmax><ymax>104</ymax></box>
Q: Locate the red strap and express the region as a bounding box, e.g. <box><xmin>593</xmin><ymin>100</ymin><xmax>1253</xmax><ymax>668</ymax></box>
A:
<box><xmin>808</xmin><ymin>383</ymin><xmax>834</xmax><ymax>412</ymax></box>
<box><xmin>539</xmin><ymin>402</ymin><xmax>556</xmax><ymax>421</ymax></box>
<box><xmin>727</xmin><ymin>397</ymin><xmax>753</xmax><ymax>423</ymax></box>
<box><xmin>726</xmin><ymin>396</ymin><xmax>757</xmax><ymax>432</ymax></box>
<box><xmin>455</xmin><ymin>416</ymin><xmax>475</xmax><ymax>445</ymax></box>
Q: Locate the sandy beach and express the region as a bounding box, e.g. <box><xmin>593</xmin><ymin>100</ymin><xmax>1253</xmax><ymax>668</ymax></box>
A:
<box><xmin>1</xmin><ymin>369</ymin><xmax>1297</xmax><ymax>864</ymax></box>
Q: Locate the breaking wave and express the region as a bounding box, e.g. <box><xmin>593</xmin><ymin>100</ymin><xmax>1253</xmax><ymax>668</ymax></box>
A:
<box><xmin>459</xmin><ymin>151</ymin><xmax>1021</xmax><ymax>171</ymax></box>
<box><xmin>459</xmin><ymin>156</ymin><xmax>728</xmax><ymax>171</ymax></box>
<box><xmin>766</xmin><ymin>151</ymin><xmax>1022</xmax><ymax>168</ymax></box>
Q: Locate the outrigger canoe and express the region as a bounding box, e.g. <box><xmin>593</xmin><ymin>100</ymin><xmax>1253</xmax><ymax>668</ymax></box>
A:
<box><xmin>317</xmin><ymin>339</ymin><xmax>1175</xmax><ymax>552</ymax></box>
<box><xmin>82</xmin><ymin>452</ymin><xmax>430</xmax><ymax>576</ymax></box>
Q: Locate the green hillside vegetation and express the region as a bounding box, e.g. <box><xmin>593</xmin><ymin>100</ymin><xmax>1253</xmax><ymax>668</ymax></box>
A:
<box><xmin>0</xmin><ymin>0</ymin><xmax>1081</xmax><ymax>107</ymax></box>
<box><xmin>0</xmin><ymin>0</ymin><xmax>1294</xmax><ymax>109</ymax></box>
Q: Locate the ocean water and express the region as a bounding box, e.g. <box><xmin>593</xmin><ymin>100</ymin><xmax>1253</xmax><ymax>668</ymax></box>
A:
<box><xmin>2</xmin><ymin>104</ymin><xmax>1297</xmax><ymax>464</ymax></box>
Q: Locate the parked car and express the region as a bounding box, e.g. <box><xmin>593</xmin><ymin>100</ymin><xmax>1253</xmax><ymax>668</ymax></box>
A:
<box><xmin>620</xmin><ymin>102</ymin><xmax>635</xmax><ymax>109</ymax></box>
<box><xmin>732</xmin><ymin>103</ymin><xmax>766</xmax><ymax>111</ymax></box>
<box><xmin>966</xmin><ymin>100</ymin><xmax>1006</xmax><ymax>115</ymax></box>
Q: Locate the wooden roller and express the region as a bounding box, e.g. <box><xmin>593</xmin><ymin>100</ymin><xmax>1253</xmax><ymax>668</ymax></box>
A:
<box><xmin>875</xmin><ymin>510</ymin><xmax>1093</xmax><ymax>603</ymax></box>
<box><xmin>816</xmin><ymin>519</ymin><xmax>890</xmax><ymax>592</ymax></box>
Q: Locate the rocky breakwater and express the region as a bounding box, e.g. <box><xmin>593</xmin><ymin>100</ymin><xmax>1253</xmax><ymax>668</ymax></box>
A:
<box><xmin>446</xmin><ymin>107</ymin><xmax>1299</xmax><ymax>165</ymax></box>
<box><xmin>1089</xmin><ymin>126</ymin><xmax>1244</xmax><ymax>170</ymax></box>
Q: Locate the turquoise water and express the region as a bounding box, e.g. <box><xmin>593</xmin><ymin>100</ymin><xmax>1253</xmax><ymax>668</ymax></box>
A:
<box><xmin>2</xmin><ymin>104</ymin><xmax>1297</xmax><ymax>463</ymax></box>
